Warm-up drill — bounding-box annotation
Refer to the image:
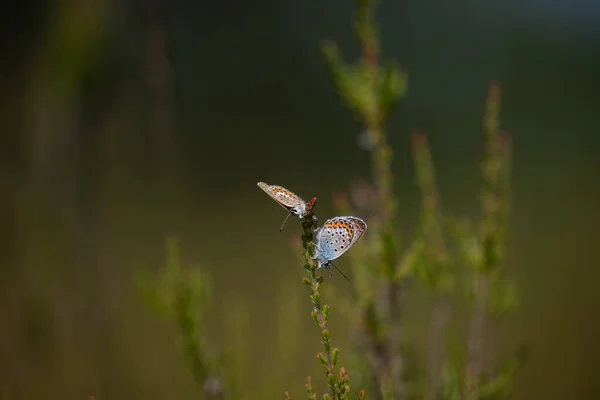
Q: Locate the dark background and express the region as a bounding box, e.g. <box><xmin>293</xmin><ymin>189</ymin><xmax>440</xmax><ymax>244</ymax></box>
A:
<box><xmin>1</xmin><ymin>0</ymin><xmax>599</xmax><ymax>398</ymax></box>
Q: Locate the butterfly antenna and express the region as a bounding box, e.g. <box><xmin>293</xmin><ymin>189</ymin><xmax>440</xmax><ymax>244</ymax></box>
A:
<box><xmin>331</xmin><ymin>261</ymin><xmax>351</xmax><ymax>281</ymax></box>
<box><xmin>279</xmin><ymin>212</ymin><xmax>292</xmax><ymax>233</ymax></box>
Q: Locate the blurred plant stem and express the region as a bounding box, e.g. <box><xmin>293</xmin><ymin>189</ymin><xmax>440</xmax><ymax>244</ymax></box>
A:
<box><xmin>322</xmin><ymin>0</ymin><xmax>407</xmax><ymax>398</ymax></box>
<box><xmin>135</xmin><ymin>237</ymin><xmax>226</xmax><ymax>399</ymax></box>
<box><xmin>465</xmin><ymin>82</ymin><xmax>512</xmax><ymax>400</ymax></box>
<box><xmin>6</xmin><ymin>1</ymin><xmax>114</xmax><ymax>396</ymax></box>
<box><xmin>411</xmin><ymin>132</ymin><xmax>454</xmax><ymax>400</ymax></box>
<box><xmin>144</xmin><ymin>0</ymin><xmax>188</xmax><ymax>234</ymax></box>
<box><xmin>321</xmin><ymin>0</ymin><xmax>523</xmax><ymax>399</ymax></box>
<box><xmin>145</xmin><ymin>0</ymin><xmax>177</xmax><ymax>176</ymax></box>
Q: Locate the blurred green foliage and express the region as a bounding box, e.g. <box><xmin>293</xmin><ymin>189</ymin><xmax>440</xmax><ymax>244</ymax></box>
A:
<box><xmin>134</xmin><ymin>1</ymin><xmax>525</xmax><ymax>399</ymax></box>
<box><xmin>132</xmin><ymin>0</ymin><xmax>526</xmax><ymax>397</ymax></box>
<box><xmin>319</xmin><ymin>1</ymin><xmax>525</xmax><ymax>400</ymax></box>
<box><xmin>9</xmin><ymin>0</ymin><xmax>589</xmax><ymax>398</ymax></box>
<box><xmin>135</xmin><ymin>238</ymin><xmax>225</xmax><ymax>399</ymax></box>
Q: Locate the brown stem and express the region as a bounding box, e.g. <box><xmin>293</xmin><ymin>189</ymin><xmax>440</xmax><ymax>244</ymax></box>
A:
<box><xmin>145</xmin><ymin>0</ymin><xmax>176</xmax><ymax>170</ymax></box>
<box><xmin>466</xmin><ymin>274</ymin><xmax>489</xmax><ymax>399</ymax></box>
<box><xmin>360</xmin><ymin>17</ymin><xmax>405</xmax><ymax>400</ymax></box>
<box><xmin>428</xmin><ymin>296</ymin><xmax>450</xmax><ymax>400</ymax></box>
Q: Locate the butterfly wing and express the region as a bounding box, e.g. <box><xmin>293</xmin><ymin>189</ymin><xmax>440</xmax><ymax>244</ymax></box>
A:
<box><xmin>317</xmin><ymin>216</ymin><xmax>367</xmax><ymax>262</ymax></box>
<box><xmin>257</xmin><ymin>182</ymin><xmax>305</xmax><ymax>212</ymax></box>
<box><xmin>346</xmin><ymin>216</ymin><xmax>367</xmax><ymax>245</ymax></box>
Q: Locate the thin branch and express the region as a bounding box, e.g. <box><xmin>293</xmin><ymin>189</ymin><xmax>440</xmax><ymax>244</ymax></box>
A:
<box><xmin>356</xmin><ymin>1</ymin><xmax>404</xmax><ymax>398</ymax></box>
<box><xmin>300</xmin><ymin>198</ymin><xmax>339</xmax><ymax>400</ymax></box>
<box><xmin>466</xmin><ymin>81</ymin><xmax>509</xmax><ymax>399</ymax></box>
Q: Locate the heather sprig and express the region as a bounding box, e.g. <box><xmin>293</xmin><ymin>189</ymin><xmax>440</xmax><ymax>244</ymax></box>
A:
<box><xmin>134</xmin><ymin>237</ymin><xmax>227</xmax><ymax>399</ymax></box>
<box><xmin>320</xmin><ymin>0</ymin><xmax>524</xmax><ymax>398</ymax></box>
<box><xmin>285</xmin><ymin>197</ymin><xmax>367</xmax><ymax>400</ymax></box>
<box><xmin>322</xmin><ymin>0</ymin><xmax>408</xmax><ymax>397</ymax></box>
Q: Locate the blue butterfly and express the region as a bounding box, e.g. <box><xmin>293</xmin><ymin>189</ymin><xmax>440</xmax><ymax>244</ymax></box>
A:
<box><xmin>313</xmin><ymin>216</ymin><xmax>367</xmax><ymax>279</ymax></box>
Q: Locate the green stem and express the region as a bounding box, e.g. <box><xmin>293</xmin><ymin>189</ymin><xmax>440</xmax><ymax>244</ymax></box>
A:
<box><xmin>358</xmin><ymin>2</ymin><xmax>403</xmax><ymax>399</ymax></box>
<box><xmin>301</xmin><ymin>199</ymin><xmax>339</xmax><ymax>400</ymax></box>
<box><xmin>467</xmin><ymin>81</ymin><xmax>510</xmax><ymax>400</ymax></box>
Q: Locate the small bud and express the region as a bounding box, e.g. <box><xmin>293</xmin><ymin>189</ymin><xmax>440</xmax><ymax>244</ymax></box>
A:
<box><xmin>327</xmin><ymin>372</ymin><xmax>336</xmax><ymax>386</ymax></box>
<box><xmin>322</xmin><ymin>304</ymin><xmax>330</xmax><ymax>322</ymax></box>
<box><xmin>310</xmin><ymin>294</ymin><xmax>321</xmax><ymax>310</ymax></box>
<box><xmin>306</xmin><ymin>197</ymin><xmax>318</xmax><ymax>213</ymax></box>
<box><xmin>331</xmin><ymin>348</ymin><xmax>340</xmax><ymax>367</ymax></box>
<box><xmin>317</xmin><ymin>352</ymin><xmax>328</xmax><ymax>366</ymax></box>
<box><xmin>311</xmin><ymin>310</ymin><xmax>319</xmax><ymax>326</ymax></box>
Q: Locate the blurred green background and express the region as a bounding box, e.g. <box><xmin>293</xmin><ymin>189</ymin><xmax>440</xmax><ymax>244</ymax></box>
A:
<box><xmin>1</xmin><ymin>0</ymin><xmax>599</xmax><ymax>399</ymax></box>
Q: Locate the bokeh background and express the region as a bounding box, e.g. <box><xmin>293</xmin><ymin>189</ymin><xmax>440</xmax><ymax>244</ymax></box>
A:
<box><xmin>1</xmin><ymin>0</ymin><xmax>599</xmax><ymax>399</ymax></box>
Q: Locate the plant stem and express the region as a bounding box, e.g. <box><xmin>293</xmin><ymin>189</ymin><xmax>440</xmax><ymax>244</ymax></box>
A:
<box><xmin>466</xmin><ymin>82</ymin><xmax>509</xmax><ymax>400</ymax></box>
<box><xmin>411</xmin><ymin>132</ymin><xmax>452</xmax><ymax>400</ymax></box>
<box><xmin>466</xmin><ymin>274</ymin><xmax>488</xmax><ymax>400</ymax></box>
<box><xmin>428</xmin><ymin>296</ymin><xmax>450</xmax><ymax>400</ymax></box>
<box><xmin>300</xmin><ymin>198</ymin><xmax>339</xmax><ymax>400</ymax></box>
<box><xmin>311</xmin><ymin>275</ymin><xmax>336</xmax><ymax>378</ymax></box>
<box><xmin>357</xmin><ymin>3</ymin><xmax>403</xmax><ymax>399</ymax></box>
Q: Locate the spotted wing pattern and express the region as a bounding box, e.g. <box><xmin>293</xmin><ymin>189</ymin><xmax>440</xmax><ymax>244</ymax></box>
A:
<box><xmin>257</xmin><ymin>182</ymin><xmax>306</xmax><ymax>211</ymax></box>
<box><xmin>316</xmin><ymin>216</ymin><xmax>367</xmax><ymax>263</ymax></box>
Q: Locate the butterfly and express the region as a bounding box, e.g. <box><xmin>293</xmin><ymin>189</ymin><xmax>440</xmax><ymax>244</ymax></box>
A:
<box><xmin>313</xmin><ymin>216</ymin><xmax>367</xmax><ymax>280</ymax></box>
<box><xmin>257</xmin><ymin>182</ymin><xmax>308</xmax><ymax>232</ymax></box>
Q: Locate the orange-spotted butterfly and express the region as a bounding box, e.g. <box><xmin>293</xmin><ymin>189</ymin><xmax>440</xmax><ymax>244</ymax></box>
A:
<box><xmin>257</xmin><ymin>182</ymin><xmax>308</xmax><ymax>232</ymax></box>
